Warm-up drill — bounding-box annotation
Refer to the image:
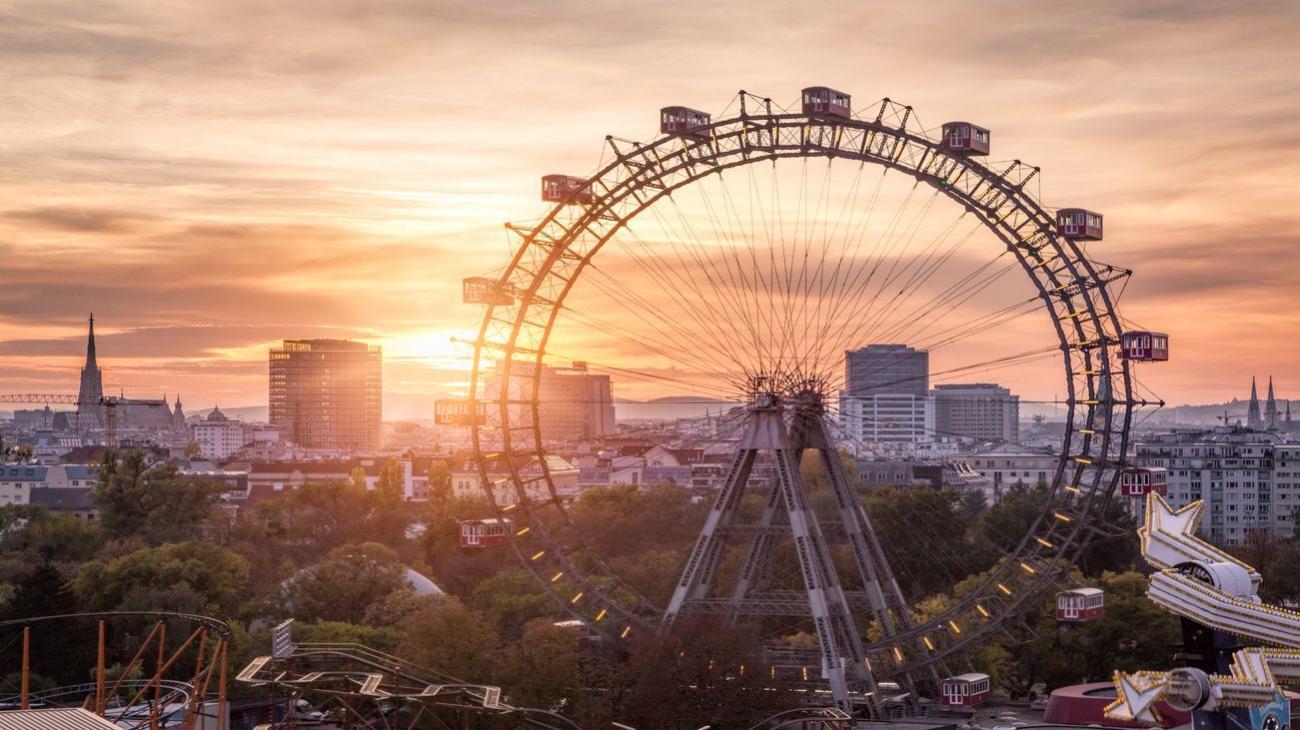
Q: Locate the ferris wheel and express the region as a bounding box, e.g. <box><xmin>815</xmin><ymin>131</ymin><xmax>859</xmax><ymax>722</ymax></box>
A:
<box><xmin>463</xmin><ymin>87</ymin><xmax>1166</xmax><ymax>715</ymax></box>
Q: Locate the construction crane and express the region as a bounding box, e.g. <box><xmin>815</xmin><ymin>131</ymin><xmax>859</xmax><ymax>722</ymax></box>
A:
<box><xmin>0</xmin><ymin>394</ymin><xmax>162</xmax><ymax>447</ymax></box>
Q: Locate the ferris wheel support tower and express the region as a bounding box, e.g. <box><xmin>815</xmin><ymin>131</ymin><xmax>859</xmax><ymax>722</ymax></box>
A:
<box><xmin>663</xmin><ymin>387</ymin><xmax>935</xmax><ymax>712</ymax></box>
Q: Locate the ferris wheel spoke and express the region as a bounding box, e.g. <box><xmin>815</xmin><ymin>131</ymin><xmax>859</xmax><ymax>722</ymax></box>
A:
<box><xmin>634</xmin><ymin>198</ymin><xmax>765</xmax><ymax>374</ymax></box>
<box><xmin>803</xmin><ymin>161</ymin><xmax>872</xmax><ymax>377</ymax></box>
<box><xmin>597</xmin><ymin>226</ymin><xmax>756</xmax><ymax>383</ymax></box>
<box><xmin>562</xmin><ymin>271</ymin><xmax>742</xmax><ymax>388</ymax></box>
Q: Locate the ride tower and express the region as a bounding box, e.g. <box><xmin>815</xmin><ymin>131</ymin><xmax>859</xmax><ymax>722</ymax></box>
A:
<box><xmin>662</xmin><ymin>376</ymin><xmax>934</xmax><ymax>714</ymax></box>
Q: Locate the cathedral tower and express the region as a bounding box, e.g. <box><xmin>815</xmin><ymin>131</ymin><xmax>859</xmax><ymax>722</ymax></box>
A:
<box><xmin>76</xmin><ymin>314</ymin><xmax>105</xmax><ymax>429</ymax></box>
<box><xmin>1265</xmin><ymin>376</ymin><xmax>1279</xmax><ymax>430</ymax></box>
<box><xmin>1246</xmin><ymin>377</ymin><xmax>1263</xmax><ymax>430</ymax></box>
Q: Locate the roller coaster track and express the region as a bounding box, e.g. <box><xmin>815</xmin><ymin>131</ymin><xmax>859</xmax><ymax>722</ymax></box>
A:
<box><xmin>237</xmin><ymin>638</ymin><xmax>579</xmax><ymax>729</ymax></box>
<box><xmin>1105</xmin><ymin>494</ymin><xmax>1300</xmax><ymax>723</ymax></box>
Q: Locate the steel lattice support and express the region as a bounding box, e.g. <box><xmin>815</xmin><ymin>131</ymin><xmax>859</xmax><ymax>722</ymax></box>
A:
<box><xmin>664</xmin><ymin>392</ymin><xmax>900</xmax><ymax>715</ymax></box>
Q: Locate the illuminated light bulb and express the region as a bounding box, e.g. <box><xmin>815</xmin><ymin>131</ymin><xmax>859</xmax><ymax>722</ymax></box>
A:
<box><xmin>595</xmin><ymin>609</ymin><xmax>607</xmax><ymax>621</ymax></box>
<box><xmin>997</xmin><ymin>583</ymin><xmax>1012</xmax><ymax>596</ymax></box>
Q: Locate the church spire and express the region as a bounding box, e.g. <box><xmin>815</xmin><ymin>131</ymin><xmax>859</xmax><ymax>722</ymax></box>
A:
<box><xmin>76</xmin><ymin>313</ymin><xmax>105</xmax><ymax>429</ymax></box>
<box><xmin>86</xmin><ymin>313</ymin><xmax>97</xmax><ymax>368</ymax></box>
<box><xmin>1266</xmin><ymin>376</ymin><xmax>1279</xmax><ymax>429</ymax></box>
<box><xmin>1247</xmin><ymin>377</ymin><xmax>1263</xmax><ymax>430</ymax></box>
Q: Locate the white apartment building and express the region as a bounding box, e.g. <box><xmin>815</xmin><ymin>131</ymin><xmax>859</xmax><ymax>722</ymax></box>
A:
<box><xmin>965</xmin><ymin>445</ymin><xmax>1060</xmax><ymax>502</ymax></box>
<box><xmin>839</xmin><ymin>393</ymin><xmax>934</xmax><ymax>448</ymax></box>
<box><xmin>190</xmin><ymin>407</ymin><xmax>248</xmax><ymax>461</ymax></box>
<box><xmin>1137</xmin><ymin>429</ymin><xmax>1300</xmax><ymax>545</ymax></box>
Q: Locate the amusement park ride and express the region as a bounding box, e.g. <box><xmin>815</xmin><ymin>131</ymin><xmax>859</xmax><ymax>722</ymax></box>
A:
<box><xmin>1102</xmin><ymin>492</ymin><xmax>1300</xmax><ymax>730</ymax></box>
<box><xmin>453</xmin><ymin>85</ymin><xmax>1176</xmax><ymax>716</ymax></box>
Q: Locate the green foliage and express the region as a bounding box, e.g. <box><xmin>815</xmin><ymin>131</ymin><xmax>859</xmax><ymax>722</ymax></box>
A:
<box><xmin>467</xmin><ymin>569</ymin><xmax>557</xmax><ymax>633</ymax></box>
<box><xmin>74</xmin><ymin>540</ymin><xmax>249</xmax><ymax>616</ymax></box>
<box><xmin>375</xmin><ymin>458</ymin><xmax>405</xmax><ymax>507</ymax></box>
<box><xmin>955</xmin><ymin>570</ymin><xmax>1182</xmax><ymax>697</ymax></box>
<box><xmin>92</xmin><ymin>450</ymin><xmax>224</xmax><ymax>545</ymax></box>
<box><xmin>865</xmin><ymin>486</ymin><xmax>998</xmax><ymax>599</ymax></box>
<box><xmin>294</xmin><ymin>620</ymin><xmax>401</xmax><ymax>654</ymax></box>
<box><xmin>397</xmin><ymin>598</ymin><xmax>501</xmax><ymax>683</ymax></box>
<box><xmin>0</xmin><ymin>505</ymin><xmax>103</xmax><ymax>571</ymax></box>
<box><xmin>284</xmin><ymin>542</ymin><xmax>409</xmax><ymax>624</ymax></box>
<box><xmin>498</xmin><ymin>618</ymin><xmax>583</xmax><ymax>709</ymax></box>
<box><xmin>227</xmin><ymin>480</ymin><xmax>414</xmax><ymax>596</ymax></box>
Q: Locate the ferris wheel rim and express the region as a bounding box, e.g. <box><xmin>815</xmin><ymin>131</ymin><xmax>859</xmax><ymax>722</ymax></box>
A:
<box><xmin>467</xmin><ymin>97</ymin><xmax>1135</xmax><ymax>677</ymax></box>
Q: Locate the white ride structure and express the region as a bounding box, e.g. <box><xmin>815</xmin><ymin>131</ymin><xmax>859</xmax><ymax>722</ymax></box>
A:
<box><xmin>1105</xmin><ymin>493</ymin><xmax>1300</xmax><ymax>725</ymax></box>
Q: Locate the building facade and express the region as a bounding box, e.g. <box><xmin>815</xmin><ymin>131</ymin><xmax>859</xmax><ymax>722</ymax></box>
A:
<box><xmin>269</xmin><ymin>339</ymin><xmax>382</xmax><ymax>451</ymax></box>
<box><xmin>191</xmin><ymin>407</ymin><xmax>248</xmax><ymax>461</ymax></box>
<box><xmin>493</xmin><ymin>360</ymin><xmax>615</xmax><ymax>445</ymax></box>
<box><xmin>966</xmin><ymin>445</ymin><xmax>1060</xmax><ymax>502</ymax></box>
<box><xmin>933</xmin><ymin>383</ymin><xmax>1020</xmax><ymax>443</ymax></box>
<box><xmin>844</xmin><ymin>344</ymin><xmax>929</xmax><ymax>397</ymax></box>
<box><xmin>1136</xmin><ymin>429</ymin><xmax>1300</xmax><ymax>545</ymax></box>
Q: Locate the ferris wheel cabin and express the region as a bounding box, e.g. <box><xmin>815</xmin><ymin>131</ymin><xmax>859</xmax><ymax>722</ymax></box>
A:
<box><xmin>801</xmin><ymin>87</ymin><xmax>851</xmax><ymax>119</ymax></box>
<box><xmin>660</xmin><ymin>106</ymin><xmax>711</xmax><ymax>137</ymax></box>
<box><xmin>1056</xmin><ymin>587</ymin><xmax>1104</xmax><ymax>622</ymax></box>
<box><xmin>542</xmin><ymin>174</ymin><xmax>593</xmax><ymax>205</ymax></box>
<box><xmin>1120</xmin><ymin>331</ymin><xmax>1170</xmax><ymax>362</ymax></box>
<box><xmin>941</xmin><ymin>122</ymin><xmax>991</xmax><ymax>156</ymax></box>
<box><xmin>1056</xmin><ymin>208</ymin><xmax>1104</xmax><ymax>241</ymax></box>
<box><xmin>1120</xmin><ymin>467</ymin><xmax>1169</xmax><ymax>497</ymax></box>
<box><xmin>942</xmin><ymin>673</ymin><xmax>991</xmax><ymax>707</ymax></box>
<box><xmin>462</xmin><ymin>276</ymin><xmax>513</xmax><ymax>306</ymax></box>
<box><xmin>460</xmin><ymin>517</ymin><xmax>513</xmax><ymax>549</ymax></box>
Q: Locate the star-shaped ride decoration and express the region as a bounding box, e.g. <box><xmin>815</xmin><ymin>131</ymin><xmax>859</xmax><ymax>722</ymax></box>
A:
<box><xmin>1105</xmin><ymin>670</ymin><xmax>1169</xmax><ymax>725</ymax></box>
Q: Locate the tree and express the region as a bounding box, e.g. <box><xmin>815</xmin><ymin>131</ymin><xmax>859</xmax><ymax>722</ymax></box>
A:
<box><xmin>990</xmin><ymin>571</ymin><xmax>1181</xmax><ymax>696</ymax></box>
<box><xmin>375</xmin><ymin>458</ymin><xmax>405</xmax><ymax>507</ymax></box>
<box><xmin>92</xmin><ymin>450</ymin><xmax>224</xmax><ymax>544</ymax></box>
<box><xmin>499</xmin><ymin>618</ymin><xmax>583</xmax><ymax>709</ymax></box>
<box><xmin>74</xmin><ymin>541</ymin><xmax>250</xmax><ymax>617</ymax></box>
<box><xmin>616</xmin><ymin>617</ymin><xmax>795</xmax><ymax>727</ymax></box>
<box><xmin>4</xmin><ymin>563</ymin><xmax>78</xmax><ymax>620</ymax></box>
<box><xmin>284</xmin><ymin>542</ymin><xmax>409</xmax><ymax>624</ymax></box>
<box><xmin>397</xmin><ymin>599</ymin><xmax>501</xmax><ymax>683</ymax></box>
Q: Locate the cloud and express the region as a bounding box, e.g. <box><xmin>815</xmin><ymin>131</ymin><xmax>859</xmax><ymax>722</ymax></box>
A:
<box><xmin>1</xmin><ymin>0</ymin><xmax>1299</xmax><ymax>406</ymax></box>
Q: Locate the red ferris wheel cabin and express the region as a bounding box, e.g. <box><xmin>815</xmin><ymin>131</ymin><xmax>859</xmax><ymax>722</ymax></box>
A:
<box><xmin>541</xmin><ymin>174</ymin><xmax>593</xmax><ymax>205</ymax></box>
<box><xmin>1056</xmin><ymin>208</ymin><xmax>1104</xmax><ymax>241</ymax></box>
<box><xmin>801</xmin><ymin>87</ymin><xmax>851</xmax><ymax>119</ymax></box>
<box><xmin>1120</xmin><ymin>331</ymin><xmax>1169</xmax><ymax>361</ymax></box>
<box><xmin>941</xmin><ymin>122</ymin><xmax>991</xmax><ymax>156</ymax></box>
<box><xmin>1120</xmin><ymin>467</ymin><xmax>1169</xmax><ymax>497</ymax></box>
<box><xmin>942</xmin><ymin>673</ymin><xmax>991</xmax><ymax>707</ymax></box>
<box><xmin>1056</xmin><ymin>587</ymin><xmax>1104</xmax><ymax>622</ymax></box>
<box><xmin>660</xmin><ymin>106</ymin><xmax>711</xmax><ymax>137</ymax></box>
<box><xmin>460</xmin><ymin>517</ymin><xmax>513</xmax><ymax>549</ymax></box>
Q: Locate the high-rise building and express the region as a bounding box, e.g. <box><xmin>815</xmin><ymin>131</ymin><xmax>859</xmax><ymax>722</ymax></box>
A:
<box><xmin>76</xmin><ymin>314</ymin><xmax>104</xmax><ymax>428</ymax></box>
<box><xmin>844</xmin><ymin>344</ymin><xmax>928</xmax><ymax>397</ymax></box>
<box><xmin>840</xmin><ymin>344</ymin><xmax>932</xmax><ymax>447</ymax></box>
<box><xmin>493</xmin><ymin>361</ymin><xmax>615</xmax><ymax>444</ymax></box>
<box><xmin>933</xmin><ymin>383</ymin><xmax>1020</xmax><ymax>443</ymax></box>
<box><xmin>1137</xmin><ymin>429</ymin><xmax>1300</xmax><ymax>544</ymax></box>
<box><xmin>269</xmin><ymin>339</ymin><xmax>382</xmax><ymax>451</ymax></box>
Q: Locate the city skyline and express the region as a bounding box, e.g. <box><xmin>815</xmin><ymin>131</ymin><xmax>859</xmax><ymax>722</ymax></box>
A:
<box><xmin>2</xmin><ymin>1</ymin><xmax>1299</xmax><ymax>408</ymax></box>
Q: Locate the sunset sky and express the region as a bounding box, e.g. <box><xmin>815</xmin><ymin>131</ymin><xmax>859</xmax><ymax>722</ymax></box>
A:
<box><xmin>2</xmin><ymin>0</ymin><xmax>1299</xmax><ymax>414</ymax></box>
